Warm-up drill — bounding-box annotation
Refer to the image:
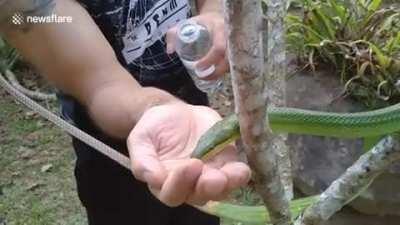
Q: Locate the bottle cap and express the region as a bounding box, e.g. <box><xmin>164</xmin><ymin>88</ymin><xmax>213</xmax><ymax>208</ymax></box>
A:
<box><xmin>177</xmin><ymin>20</ymin><xmax>202</xmax><ymax>44</ymax></box>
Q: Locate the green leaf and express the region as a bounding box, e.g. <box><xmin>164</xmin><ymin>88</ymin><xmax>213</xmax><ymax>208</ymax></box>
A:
<box><xmin>367</xmin><ymin>0</ymin><xmax>382</xmax><ymax>12</ymax></box>
<box><xmin>288</xmin><ymin>22</ymin><xmax>325</xmax><ymax>43</ymax></box>
<box><xmin>384</xmin><ymin>31</ymin><xmax>400</xmax><ymax>54</ymax></box>
<box><xmin>328</xmin><ymin>0</ymin><xmax>347</xmax><ymax>23</ymax></box>
<box><xmin>369</xmin><ymin>42</ymin><xmax>392</xmax><ymax>69</ymax></box>
<box><xmin>312</xmin><ymin>8</ymin><xmax>336</xmax><ymax>40</ymax></box>
<box><xmin>377</xmin><ymin>12</ymin><xmax>400</xmax><ymax>36</ymax></box>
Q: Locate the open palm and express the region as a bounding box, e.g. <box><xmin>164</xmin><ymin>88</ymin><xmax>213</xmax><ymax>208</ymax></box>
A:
<box><xmin>127</xmin><ymin>103</ymin><xmax>251</xmax><ymax>206</ymax></box>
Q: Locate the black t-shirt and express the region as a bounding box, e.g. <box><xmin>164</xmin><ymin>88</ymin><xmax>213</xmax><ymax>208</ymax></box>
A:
<box><xmin>78</xmin><ymin>0</ymin><xmax>190</xmax><ymax>77</ymax></box>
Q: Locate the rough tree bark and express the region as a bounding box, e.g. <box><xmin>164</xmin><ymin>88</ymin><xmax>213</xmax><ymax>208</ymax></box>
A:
<box><xmin>264</xmin><ymin>0</ymin><xmax>293</xmax><ymax>201</ymax></box>
<box><xmin>223</xmin><ymin>0</ymin><xmax>292</xmax><ymax>224</ymax></box>
<box><xmin>295</xmin><ymin>136</ymin><xmax>400</xmax><ymax>225</ymax></box>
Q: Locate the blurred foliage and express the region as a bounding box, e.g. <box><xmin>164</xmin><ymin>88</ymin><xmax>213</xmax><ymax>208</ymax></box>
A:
<box><xmin>286</xmin><ymin>0</ymin><xmax>400</xmax><ymax>108</ymax></box>
<box><xmin>0</xmin><ymin>36</ymin><xmax>18</xmax><ymax>71</ymax></box>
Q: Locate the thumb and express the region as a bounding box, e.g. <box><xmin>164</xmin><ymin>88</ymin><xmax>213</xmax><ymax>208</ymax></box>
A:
<box><xmin>166</xmin><ymin>26</ymin><xmax>178</xmax><ymax>54</ymax></box>
<box><xmin>127</xmin><ymin>129</ymin><xmax>167</xmax><ymax>189</ymax></box>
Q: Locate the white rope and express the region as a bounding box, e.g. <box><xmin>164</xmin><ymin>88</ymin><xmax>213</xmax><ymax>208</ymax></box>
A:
<box><xmin>0</xmin><ymin>71</ymin><xmax>132</xmax><ymax>170</ymax></box>
<box><xmin>3</xmin><ymin>69</ymin><xmax>57</xmax><ymax>101</ymax></box>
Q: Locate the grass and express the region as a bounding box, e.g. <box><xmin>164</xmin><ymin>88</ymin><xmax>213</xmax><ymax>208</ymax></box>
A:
<box><xmin>0</xmin><ymin>91</ymin><xmax>86</xmax><ymax>225</ymax></box>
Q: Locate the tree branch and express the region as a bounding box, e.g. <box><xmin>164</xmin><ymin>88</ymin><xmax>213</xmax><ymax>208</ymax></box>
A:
<box><xmin>223</xmin><ymin>0</ymin><xmax>291</xmax><ymax>224</ymax></box>
<box><xmin>295</xmin><ymin>136</ymin><xmax>400</xmax><ymax>225</ymax></box>
<box><xmin>264</xmin><ymin>0</ymin><xmax>293</xmax><ymax>201</ymax></box>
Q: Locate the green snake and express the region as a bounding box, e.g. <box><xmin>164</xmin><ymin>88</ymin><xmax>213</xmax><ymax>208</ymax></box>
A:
<box><xmin>193</xmin><ymin>104</ymin><xmax>400</xmax><ymax>224</ymax></box>
<box><xmin>192</xmin><ymin>103</ymin><xmax>400</xmax><ymax>159</ymax></box>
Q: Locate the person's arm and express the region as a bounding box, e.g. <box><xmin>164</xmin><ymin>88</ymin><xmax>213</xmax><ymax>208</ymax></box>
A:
<box><xmin>2</xmin><ymin>0</ymin><xmax>177</xmax><ymax>138</ymax></box>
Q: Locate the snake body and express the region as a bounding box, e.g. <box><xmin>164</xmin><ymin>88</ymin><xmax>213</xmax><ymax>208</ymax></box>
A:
<box><xmin>192</xmin><ymin>103</ymin><xmax>400</xmax><ymax>159</ymax></box>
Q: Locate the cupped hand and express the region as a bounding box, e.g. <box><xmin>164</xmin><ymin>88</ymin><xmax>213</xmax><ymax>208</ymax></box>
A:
<box><xmin>127</xmin><ymin>102</ymin><xmax>250</xmax><ymax>207</ymax></box>
<box><xmin>166</xmin><ymin>12</ymin><xmax>229</xmax><ymax>80</ymax></box>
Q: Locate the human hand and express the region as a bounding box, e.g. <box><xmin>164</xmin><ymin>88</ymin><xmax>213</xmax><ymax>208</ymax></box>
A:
<box><xmin>127</xmin><ymin>102</ymin><xmax>250</xmax><ymax>207</ymax></box>
<box><xmin>166</xmin><ymin>12</ymin><xmax>229</xmax><ymax>80</ymax></box>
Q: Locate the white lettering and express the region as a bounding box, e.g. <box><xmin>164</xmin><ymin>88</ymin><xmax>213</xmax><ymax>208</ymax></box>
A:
<box><xmin>26</xmin><ymin>14</ymin><xmax>73</xmax><ymax>24</ymax></box>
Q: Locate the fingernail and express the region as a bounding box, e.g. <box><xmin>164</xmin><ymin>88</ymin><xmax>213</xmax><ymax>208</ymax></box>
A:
<box><xmin>195</xmin><ymin>63</ymin><xmax>207</xmax><ymax>71</ymax></box>
<box><xmin>195</xmin><ymin>65</ymin><xmax>216</xmax><ymax>78</ymax></box>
